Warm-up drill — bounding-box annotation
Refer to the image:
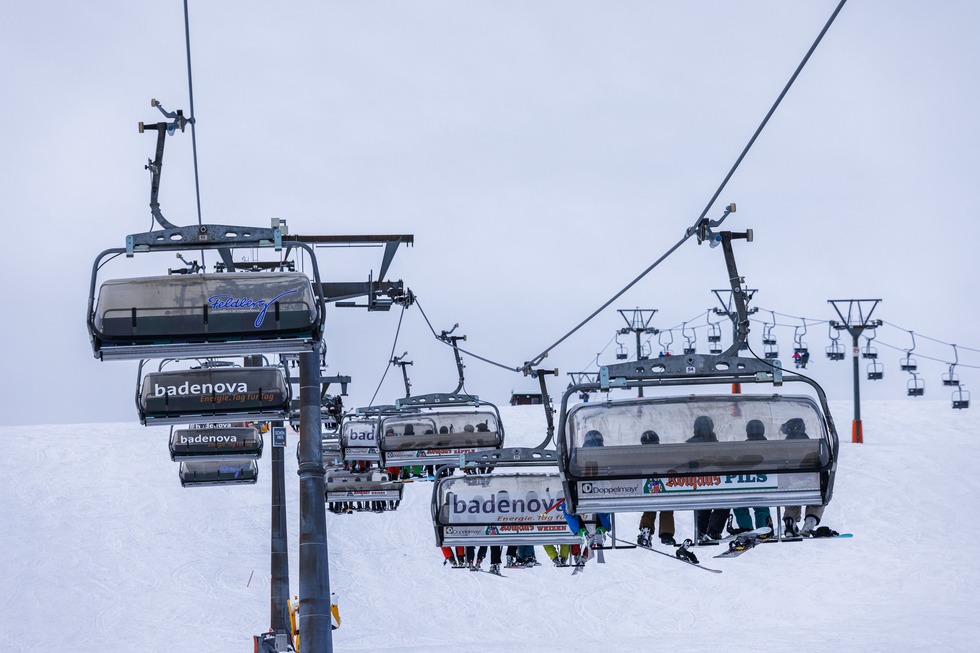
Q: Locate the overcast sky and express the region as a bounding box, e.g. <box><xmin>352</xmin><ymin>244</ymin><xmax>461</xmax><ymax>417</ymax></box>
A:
<box><xmin>2</xmin><ymin>1</ymin><xmax>978</xmax><ymax>426</ymax></box>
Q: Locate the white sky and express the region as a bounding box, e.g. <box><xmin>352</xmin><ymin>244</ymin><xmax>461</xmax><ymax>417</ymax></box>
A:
<box><xmin>2</xmin><ymin>1</ymin><xmax>978</xmax><ymax>425</ymax></box>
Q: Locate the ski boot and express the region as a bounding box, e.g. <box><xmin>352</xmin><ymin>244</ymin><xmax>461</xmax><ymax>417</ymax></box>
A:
<box><xmin>676</xmin><ymin>539</ymin><xmax>699</xmax><ymax>564</ymax></box>
<box><xmin>783</xmin><ymin>517</ymin><xmax>800</xmax><ymax>538</ymax></box>
<box><xmin>801</xmin><ymin>515</ymin><xmax>819</xmax><ymax>537</ymax></box>
<box><xmin>637</xmin><ymin>527</ymin><xmax>652</xmax><ymax>547</ymax></box>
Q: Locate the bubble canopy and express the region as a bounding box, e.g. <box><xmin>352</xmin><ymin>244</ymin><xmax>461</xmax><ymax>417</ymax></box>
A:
<box><xmin>90</xmin><ymin>271</ymin><xmax>321</xmax><ymax>360</ymax></box>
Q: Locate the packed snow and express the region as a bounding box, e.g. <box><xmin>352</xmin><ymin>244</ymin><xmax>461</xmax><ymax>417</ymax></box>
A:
<box><xmin>3</xmin><ymin>400</ymin><xmax>978</xmax><ymax>652</ymax></box>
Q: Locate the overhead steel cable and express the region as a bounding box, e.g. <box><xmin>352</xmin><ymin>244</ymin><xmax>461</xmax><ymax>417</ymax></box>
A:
<box><xmin>881</xmin><ymin>320</ymin><xmax>980</xmax><ymax>354</ymax></box>
<box><xmin>412</xmin><ymin>1</ymin><xmax>850</xmax><ymax>376</ymax></box>
<box><xmin>413</xmin><ymin>297</ymin><xmax>521</xmax><ymax>372</ymax></box>
<box><xmin>691</xmin><ymin>0</ymin><xmax>848</xmax><ymax>229</ymax></box>
<box><xmin>183</xmin><ymin>0</ymin><xmax>203</xmax><ymax>227</ymax></box>
<box><xmin>368</xmin><ymin>302</ymin><xmax>408</xmax><ymax>407</ymax></box>
<box><xmin>872</xmin><ymin>337</ymin><xmax>980</xmax><ymax>369</ymax></box>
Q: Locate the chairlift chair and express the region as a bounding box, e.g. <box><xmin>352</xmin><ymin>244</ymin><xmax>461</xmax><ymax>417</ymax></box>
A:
<box><xmin>682</xmin><ymin>322</ymin><xmax>697</xmax><ymax>355</ymax></box>
<box><xmin>432</xmin><ymin>472</ymin><xmax>586</xmax><ymax>548</ymax></box>
<box><xmin>764</xmin><ymin>342</ymin><xmax>779</xmax><ymax>359</ymax></box>
<box><xmin>615</xmin><ymin>333</ymin><xmax>628</xmax><ymax>361</ymax></box>
<box><xmin>867</xmin><ymin>361</ymin><xmax>884</xmax><ymax>381</ymax></box>
<box><xmin>943</xmin><ymin>346</ymin><xmax>962</xmax><ymax>386</ymax></box>
<box><xmin>137</xmin><ymin>362</ymin><xmax>291</xmax><ymax>426</ymax></box>
<box><xmin>321</xmin><ymin>432</ymin><xmax>345</xmax><ymax>470</ymax></box>
<box><xmin>707</xmin><ymin>312</ymin><xmax>723</xmax><ymax>344</ymax></box>
<box><xmin>762</xmin><ymin>314</ymin><xmax>777</xmax><ymax>357</ymax></box>
<box><xmin>640</xmin><ymin>341</ymin><xmax>654</xmax><ymax>359</ymax></box>
<box><xmin>943</xmin><ymin>345</ymin><xmax>960</xmax><ymax>386</ymax></box>
<box><xmin>178</xmin><ymin>459</ymin><xmax>259</xmax><ymax>487</ymax></box>
<box><xmin>326</xmin><ymin>467</ymin><xmax>404</xmax><ymax>513</ymax></box>
<box><xmin>825</xmin><ymin>323</ymin><xmax>845</xmax><ymax>361</ymax></box>
<box><xmin>900</xmin><ymin>331</ymin><xmax>918</xmax><ymax>371</ymax></box>
<box><xmin>429</xmin><ymin>367</ymin><xmax>596</xmax><ymax>549</ymax></box>
<box><xmin>89</xmin><ymin>270</ymin><xmax>324</xmax><ymax>362</ymax></box>
<box><xmin>555</xmin><ymin>351</ymin><xmax>839</xmax><ymax>518</ymax></box>
<box><xmin>339</xmin><ymin>414</ymin><xmax>383</xmax><ymax>467</ymax></box>
<box><xmin>826</xmin><ymin>342</ymin><xmax>845</xmax><ymax>361</ymax></box>
<box><xmin>943</xmin><ymin>371</ymin><xmax>961</xmax><ymax>387</ymax></box>
<box><xmin>704</xmin><ymin>311</ymin><xmax>724</xmax><ymax>354</ymax></box>
<box><xmin>793</xmin><ymin>321</ymin><xmax>809</xmax><ymax>356</ymax></box>
<box><xmin>907</xmin><ymin>373</ymin><xmax>925</xmax><ymax>397</ymax></box>
<box><xmin>379</xmin><ymin>393</ymin><xmax>505</xmax><ymax>474</ymax></box>
<box><xmin>861</xmin><ymin>328</ymin><xmax>879</xmax><ymax>360</ymax></box>
<box><xmin>952</xmin><ymin>386</ymin><xmax>970</xmax><ymax>410</ymax></box>
<box><xmin>168</xmin><ymin>423</ymin><xmax>264</xmax><ymax>461</ymax></box>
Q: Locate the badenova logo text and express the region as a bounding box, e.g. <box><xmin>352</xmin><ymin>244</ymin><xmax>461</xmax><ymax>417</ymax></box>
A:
<box><xmin>447</xmin><ymin>492</ymin><xmax>563</xmax><ymax>516</ymax></box>
<box><xmin>152</xmin><ymin>381</ymin><xmax>249</xmax><ymax>397</ymax></box>
<box><xmin>207</xmin><ymin>289</ymin><xmax>300</xmax><ymax>327</ymax></box>
<box><xmin>178</xmin><ymin>434</ymin><xmax>244</xmax><ymax>445</ymax></box>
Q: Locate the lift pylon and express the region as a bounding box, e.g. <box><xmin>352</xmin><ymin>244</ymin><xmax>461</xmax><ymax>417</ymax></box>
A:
<box><xmin>828</xmin><ymin>299</ymin><xmax>883</xmax><ymax>443</ymax></box>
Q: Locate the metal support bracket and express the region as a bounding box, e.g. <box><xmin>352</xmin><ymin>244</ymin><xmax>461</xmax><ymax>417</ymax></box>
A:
<box><xmin>126</xmin><ymin>224</ymin><xmax>282</xmax><ymax>255</ymax></box>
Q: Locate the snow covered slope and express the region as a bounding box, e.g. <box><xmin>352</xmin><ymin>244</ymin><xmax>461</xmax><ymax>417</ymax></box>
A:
<box><xmin>2</xmin><ymin>400</ymin><xmax>978</xmax><ymax>652</ymax></box>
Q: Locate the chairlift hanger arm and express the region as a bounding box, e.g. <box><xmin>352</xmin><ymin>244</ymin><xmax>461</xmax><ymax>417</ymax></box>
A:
<box><xmin>712</xmin><ymin>230</ymin><xmax>755</xmax><ymax>355</ymax></box>
<box><xmin>290</xmin><ymin>234</ymin><xmax>414</xmax><ymax>282</ymax></box>
<box><xmin>138</xmin><ymin>100</ymin><xmax>191</xmax><ymax>221</ymax></box>
<box><xmin>139</xmin><ymin>121</ymin><xmax>178</xmax><ymax>231</ymax></box>
<box><xmin>689</xmin><ymin>204</ymin><xmax>739</xmax><ymax>245</ymax></box>
<box><xmin>442</xmin><ymin>329</ymin><xmax>468</xmax><ymax>395</ymax></box>
<box><xmin>528</xmin><ymin>367</ymin><xmax>559</xmax><ymax>450</ymax></box>
<box><xmin>323</xmin><ymin>279</ymin><xmax>407</xmax><ymax>310</ymax></box>
<box><xmin>391</xmin><ymin>353</ymin><xmax>413</xmax><ymax>398</ymax></box>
